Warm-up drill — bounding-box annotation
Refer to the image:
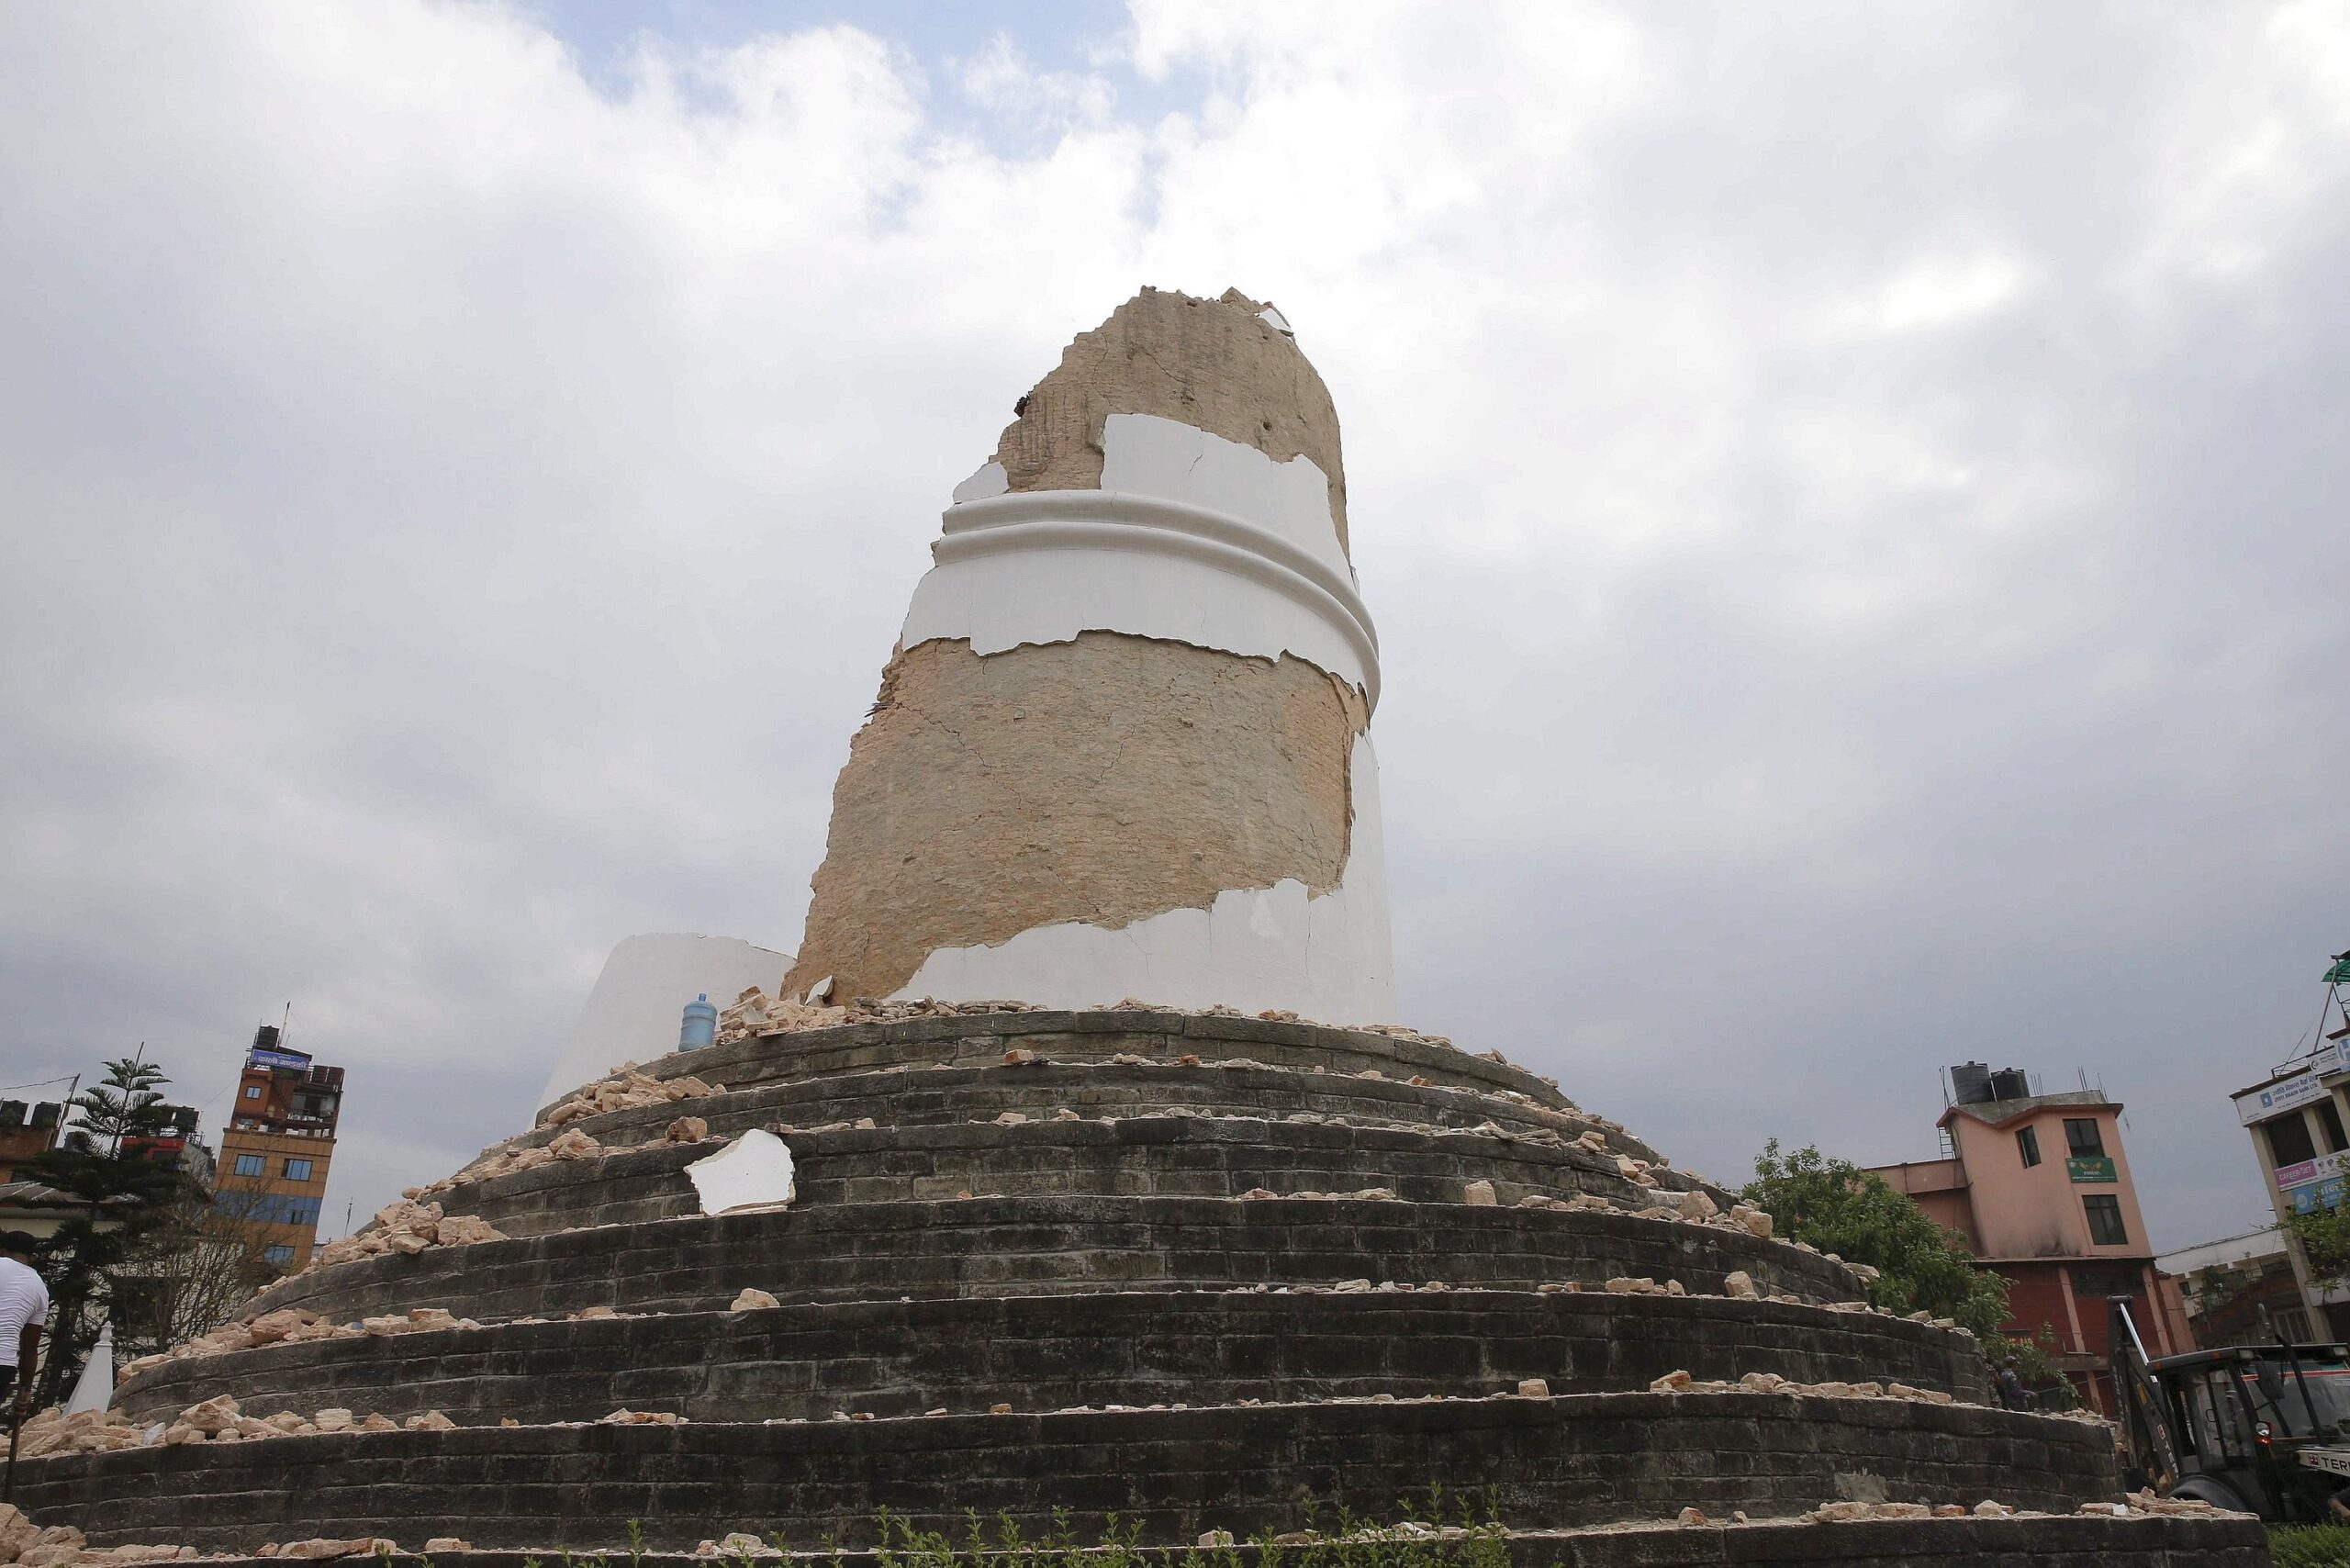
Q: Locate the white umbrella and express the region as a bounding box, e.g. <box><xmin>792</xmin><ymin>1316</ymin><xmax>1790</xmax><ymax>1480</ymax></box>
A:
<box><xmin>62</xmin><ymin>1323</ymin><xmax>111</xmax><ymax>1416</ymax></box>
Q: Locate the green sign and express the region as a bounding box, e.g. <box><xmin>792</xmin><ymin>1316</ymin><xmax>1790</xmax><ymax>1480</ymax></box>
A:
<box><xmin>2067</xmin><ymin>1156</ymin><xmax>2118</xmax><ymax>1184</ymax></box>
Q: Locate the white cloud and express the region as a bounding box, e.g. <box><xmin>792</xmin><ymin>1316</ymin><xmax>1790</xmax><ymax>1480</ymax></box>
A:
<box><xmin>2</xmin><ymin>1</ymin><xmax>2345</xmax><ymax>1251</ymax></box>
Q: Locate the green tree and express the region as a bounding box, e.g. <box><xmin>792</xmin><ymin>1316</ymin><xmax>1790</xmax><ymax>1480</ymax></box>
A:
<box><xmin>1742</xmin><ymin>1139</ymin><xmax>2010</xmax><ymax>1338</ymax></box>
<box><xmin>2284</xmin><ymin>1204</ymin><xmax>2350</xmax><ymax>1289</ymax></box>
<box><xmin>21</xmin><ymin>1054</ymin><xmax>200</xmax><ymax>1405</ymax></box>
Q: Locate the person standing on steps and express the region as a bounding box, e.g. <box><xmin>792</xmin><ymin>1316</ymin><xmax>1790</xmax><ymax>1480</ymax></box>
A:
<box><xmin>0</xmin><ymin>1233</ymin><xmax>49</xmax><ymax>1426</ymax></box>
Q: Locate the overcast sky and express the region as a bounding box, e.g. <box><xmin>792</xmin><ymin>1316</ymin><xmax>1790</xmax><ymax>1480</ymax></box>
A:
<box><xmin>4</xmin><ymin>2</ymin><xmax>2345</xmax><ymax>1252</ymax></box>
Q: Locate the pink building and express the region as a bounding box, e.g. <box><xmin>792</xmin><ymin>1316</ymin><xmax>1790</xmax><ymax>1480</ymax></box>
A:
<box><xmin>1866</xmin><ymin>1064</ymin><xmax>2192</xmax><ymax>1413</ymax></box>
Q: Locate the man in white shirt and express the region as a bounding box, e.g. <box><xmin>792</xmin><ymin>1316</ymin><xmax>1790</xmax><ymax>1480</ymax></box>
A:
<box><xmin>0</xmin><ymin>1233</ymin><xmax>48</xmax><ymax>1421</ymax></box>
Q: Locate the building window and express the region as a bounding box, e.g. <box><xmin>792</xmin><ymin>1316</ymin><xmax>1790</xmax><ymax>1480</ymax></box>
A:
<box><xmin>2321</xmin><ymin>1099</ymin><xmax>2349</xmax><ymax>1155</ymax></box>
<box><xmin>212</xmin><ymin>1192</ymin><xmax>323</xmax><ymax>1227</ymax></box>
<box><xmin>2065</xmin><ymin>1118</ymin><xmax>2105</xmax><ymax>1159</ymax></box>
<box><xmin>2085</xmin><ymin>1194</ymin><xmax>2129</xmax><ymax>1246</ymax></box>
<box><xmin>2268</xmin><ymin>1114</ymin><xmax>2321</xmax><ymax>1169</ymax></box>
<box><xmin>231</xmin><ymin>1153</ymin><xmax>265</xmax><ymax>1178</ymax></box>
<box><xmin>283</xmin><ymin>1158</ymin><xmax>312</xmax><ymax>1182</ymax></box>
<box><xmin>242</xmin><ymin>1086</ymin><xmax>263</xmax><ymax>1101</ymax></box>
<box><xmin>2017</xmin><ymin>1126</ymin><xmax>2042</xmax><ymax>1167</ymax></box>
<box><xmin>262</xmin><ymin>1245</ymin><xmax>295</xmax><ymax>1267</ymax></box>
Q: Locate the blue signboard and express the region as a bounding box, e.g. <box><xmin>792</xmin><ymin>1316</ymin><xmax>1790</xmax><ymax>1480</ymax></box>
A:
<box><xmin>249</xmin><ymin>1047</ymin><xmax>312</xmax><ymax>1073</ymax></box>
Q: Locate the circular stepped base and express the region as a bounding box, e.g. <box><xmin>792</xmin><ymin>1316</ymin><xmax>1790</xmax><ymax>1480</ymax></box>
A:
<box><xmin>78</xmin><ymin>1517</ymin><xmax>2271</xmax><ymax>1568</ymax></box>
<box><xmin>584</xmin><ymin>1013</ymin><xmax>1572</xmax><ymax>1124</ymax></box>
<box><xmin>233</xmin><ymin>1196</ymin><xmax>1868</xmax><ymax>1325</ymax></box>
<box><xmin>444</xmin><ymin>1116</ymin><xmax>1675</xmax><ymax>1240</ymax></box>
<box><xmin>512</xmin><ymin>1058</ymin><xmax>1667</xmax><ymax>1162</ymax></box>
<box><xmin>14</xmin><ymin>1394</ymin><xmax>2128</xmax><ymax>1554</ymax></box>
<box><xmin>112</xmin><ymin>1289</ymin><xmax>1992</xmax><ymax>1426</ymax></box>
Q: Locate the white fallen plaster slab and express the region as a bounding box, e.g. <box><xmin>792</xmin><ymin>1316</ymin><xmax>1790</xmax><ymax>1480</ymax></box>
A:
<box><xmin>891</xmin><ymin>734</ymin><xmax>1396</xmax><ymax>1025</ymax></box>
<box><xmin>901</xmin><ymin>415</ymin><xmax>1379</xmax><ymax>707</ymax></box>
<box><xmin>685</xmin><ymin>1129</ymin><xmax>797</xmax><ymax>1215</ymax></box>
<box><xmin>539</xmin><ymin>933</ymin><xmax>790</xmax><ymax>1114</ymax></box>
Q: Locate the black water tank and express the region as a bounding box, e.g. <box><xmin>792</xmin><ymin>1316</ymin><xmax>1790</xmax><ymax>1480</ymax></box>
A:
<box><xmin>1951</xmin><ymin>1062</ymin><xmax>1993</xmax><ymax>1104</ymax></box>
<box><xmin>1989</xmin><ymin>1068</ymin><xmax>2031</xmax><ymax>1101</ymax></box>
<box><xmin>254</xmin><ymin>1025</ymin><xmax>281</xmax><ymax>1051</ymax></box>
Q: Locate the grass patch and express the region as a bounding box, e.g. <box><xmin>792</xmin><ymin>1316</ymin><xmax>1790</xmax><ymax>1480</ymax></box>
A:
<box><xmin>2270</xmin><ymin>1525</ymin><xmax>2350</xmax><ymax>1567</ymax></box>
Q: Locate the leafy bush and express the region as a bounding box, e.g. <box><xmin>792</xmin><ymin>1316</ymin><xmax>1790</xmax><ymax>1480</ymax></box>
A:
<box><xmin>2268</xmin><ymin>1524</ymin><xmax>2350</xmax><ymax>1567</ymax></box>
<box><xmin>1743</xmin><ymin>1140</ymin><xmax>2010</xmax><ymax>1338</ymax></box>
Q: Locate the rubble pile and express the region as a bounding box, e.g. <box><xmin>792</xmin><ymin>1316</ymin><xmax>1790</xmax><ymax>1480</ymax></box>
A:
<box><xmin>1647</xmin><ymin>1369</ymin><xmax>1960</xmax><ymax>1405</ymax></box>
<box><xmin>545</xmin><ymin>1067</ymin><xmax>726</xmax><ymax>1128</ymax></box>
<box><xmin>0</xmin><ymin>1507</ymin><xmax>195</xmax><ymax>1567</ymax></box>
<box><xmin>303</xmin><ymin>1201</ymin><xmax>504</xmax><ymax>1273</ymax></box>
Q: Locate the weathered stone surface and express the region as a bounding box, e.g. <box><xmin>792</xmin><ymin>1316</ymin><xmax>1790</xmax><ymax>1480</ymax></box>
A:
<box><xmin>786</xmin><ymin>635</ymin><xmax>1367</xmax><ymax>1002</ymax></box>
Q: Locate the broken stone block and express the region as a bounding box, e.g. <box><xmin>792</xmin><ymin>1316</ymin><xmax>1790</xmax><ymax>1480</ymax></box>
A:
<box><xmin>1461</xmin><ymin>1179</ymin><xmax>1497</xmax><ymax>1206</ymax></box>
<box><xmin>1651</xmin><ymin>1371</ymin><xmax>1694</xmax><ymax>1392</ymax></box>
<box><xmin>1722</xmin><ymin>1270</ymin><xmax>1758</xmax><ymax>1298</ymax></box>
<box><xmin>666</xmin><ymin>1115</ymin><xmax>710</xmax><ymax>1143</ymax></box>
<box><xmin>1516</xmin><ymin>1378</ymin><xmax>1550</xmax><ymax>1397</ymax></box>
<box><xmin>729</xmin><ymin>1287</ymin><xmax>780</xmax><ymax>1312</ymax></box>
<box><xmin>423</xmin><ymin>1540</ymin><xmax>472</xmax><ymax>1553</ymax></box>
<box><xmin>406</xmin><ymin>1411</ymin><xmax>457</xmax><ymax>1431</ymax></box>
<box><xmin>1676</xmin><ymin>1507</ymin><xmax>1707</xmax><ymax>1526</ymax></box>
<box><xmin>1198</xmin><ymin>1530</ymin><xmax>1234</xmax><ymax>1549</ymax></box>
<box><xmin>1677</xmin><ymin>1188</ymin><xmax>1719</xmax><ymax>1222</ymax></box>
<box><xmin>311</xmin><ymin>1408</ymin><xmax>354</xmax><ymax>1433</ymax></box>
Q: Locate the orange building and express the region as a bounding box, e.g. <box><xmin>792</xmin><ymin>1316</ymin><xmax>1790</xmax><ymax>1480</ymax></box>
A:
<box><xmin>1866</xmin><ymin>1063</ymin><xmax>2192</xmax><ymax>1414</ymax></box>
<box><xmin>213</xmin><ymin>1027</ymin><xmax>343</xmax><ymax>1272</ymax></box>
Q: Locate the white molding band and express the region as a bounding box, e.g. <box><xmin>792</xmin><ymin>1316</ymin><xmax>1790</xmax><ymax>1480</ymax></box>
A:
<box><xmin>923</xmin><ymin>488</ymin><xmax>1382</xmax><ymax>708</ymax></box>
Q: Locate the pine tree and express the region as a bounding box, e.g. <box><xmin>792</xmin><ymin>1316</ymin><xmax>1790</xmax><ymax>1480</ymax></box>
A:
<box><xmin>21</xmin><ymin>1054</ymin><xmax>198</xmax><ymax>1406</ymax></box>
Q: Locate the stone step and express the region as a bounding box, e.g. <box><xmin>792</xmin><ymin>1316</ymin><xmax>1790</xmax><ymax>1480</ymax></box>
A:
<box><xmin>11</xmin><ymin>1391</ymin><xmax>2126</xmax><ymax>1555</ymax></box>
<box><xmin>437</xmin><ymin>1114</ymin><xmax>1708</xmax><ymax>1240</ymax></box>
<box><xmin>567</xmin><ymin>1012</ymin><xmax>1574</xmax><ymax>1123</ymax></box>
<box><xmin>241</xmin><ymin>1195</ymin><xmax>1869</xmax><ymax>1325</ymax></box>
<box><xmin>508</xmin><ymin>1058</ymin><xmax>1673</xmax><ymax>1169</ymax></box>
<box><xmin>102</xmin><ymin>1517</ymin><xmax>2272</xmax><ymax>1568</ymax></box>
<box><xmin>112</xmin><ymin>1287</ymin><xmax>1991</xmax><ymax>1427</ymax></box>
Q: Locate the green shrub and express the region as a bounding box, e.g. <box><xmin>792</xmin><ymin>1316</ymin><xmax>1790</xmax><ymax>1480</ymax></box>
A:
<box><xmin>2270</xmin><ymin>1524</ymin><xmax>2350</xmax><ymax>1568</ymax></box>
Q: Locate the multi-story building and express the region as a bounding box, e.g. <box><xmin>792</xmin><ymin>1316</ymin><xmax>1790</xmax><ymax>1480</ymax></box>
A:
<box><xmin>121</xmin><ymin>1103</ymin><xmax>217</xmax><ymax>1188</ymax></box>
<box><xmin>0</xmin><ymin>1100</ymin><xmax>64</xmax><ymax>1182</ymax></box>
<box><xmin>1865</xmin><ymin>1063</ymin><xmax>2192</xmax><ymax>1413</ymax></box>
<box><xmin>212</xmin><ymin>1026</ymin><xmax>343</xmax><ymax>1273</ymax></box>
<box><xmin>2157</xmin><ymin>1226</ymin><xmax>2308</xmax><ymax>1346</ymax></box>
<box><xmin>2229</xmin><ymin>1033</ymin><xmax>2350</xmax><ymax>1338</ymax></box>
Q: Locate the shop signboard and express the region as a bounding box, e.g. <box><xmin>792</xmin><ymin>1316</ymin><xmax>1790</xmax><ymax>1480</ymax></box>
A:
<box><xmin>2238</xmin><ymin>1068</ymin><xmax>2331</xmax><ymax>1126</ymax></box>
<box><xmin>2290</xmin><ymin>1177</ymin><xmax>2349</xmax><ymax>1215</ymax></box>
<box><xmin>2066</xmin><ymin>1155</ymin><xmax>2118</xmax><ymax>1184</ymax></box>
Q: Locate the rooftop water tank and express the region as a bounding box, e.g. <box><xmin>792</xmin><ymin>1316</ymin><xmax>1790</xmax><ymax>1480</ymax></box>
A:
<box><xmin>678</xmin><ymin>993</ymin><xmax>718</xmax><ymax>1051</ymax></box>
<box><xmin>1951</xmin><ymin>1062</ymin><xmax>1993</xmax><ymax>1105</ymax></box>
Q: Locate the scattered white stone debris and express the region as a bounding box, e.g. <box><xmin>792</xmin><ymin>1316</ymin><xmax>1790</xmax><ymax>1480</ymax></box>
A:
<box><xmin>422</xmin><ymin>1540</ymin><xmax>472</xmax><ymax>1554</ymax></box>
<box><xmin>1197</xmin><ymin>1530</ymin><xmax>1235</xmax><ymax>1549</ymax></box>
<box><xmin>599</xmin><ymin>1408</ymin><xmax>682</xmax><ymax>1425</ymax></box>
